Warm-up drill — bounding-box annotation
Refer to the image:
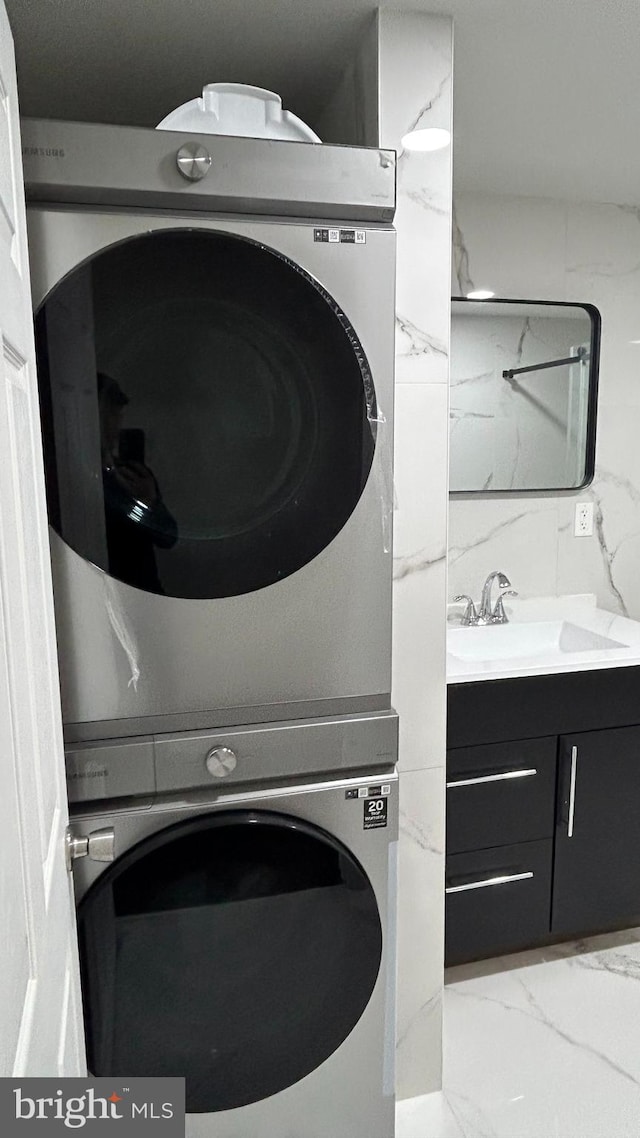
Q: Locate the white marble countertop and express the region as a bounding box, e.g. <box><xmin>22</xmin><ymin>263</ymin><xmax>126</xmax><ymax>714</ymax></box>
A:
<box><xmin>447</xmin><ymin>593</ymin><xmax>640</xmax><ymax>684</ymax></box>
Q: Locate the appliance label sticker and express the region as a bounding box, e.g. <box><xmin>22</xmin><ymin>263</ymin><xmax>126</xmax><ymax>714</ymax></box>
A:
<box><xmin>313</xmin><ymin>228</ymin><xmax>366</xmax><ymax>243</ymax></box>
<box><xmin>364</xmin><ymin>796</ymin><xmax>388</xmax><ymax>830</ymax></box>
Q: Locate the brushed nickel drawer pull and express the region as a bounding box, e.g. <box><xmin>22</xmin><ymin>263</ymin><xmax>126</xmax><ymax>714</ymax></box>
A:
<box><xmin>445</xmin><ymin>871</ymin><xmax>534</xmax><ymax>894</ymax></box>
<box><xmin>446</xmin><ymin>768</ymin><xmax>537</xmax><ymax>789</ymax></box>
<box><xmin>568</xmin><ymin>745</ymin><xmax>578</xmax><ymax>838</ymax></box>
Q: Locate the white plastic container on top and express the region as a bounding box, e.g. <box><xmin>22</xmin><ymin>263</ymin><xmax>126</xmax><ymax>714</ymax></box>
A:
<box><xmin>156</xmin><ymin>83</ymin><xmax>321</xmax><ymax>142</ymax></box>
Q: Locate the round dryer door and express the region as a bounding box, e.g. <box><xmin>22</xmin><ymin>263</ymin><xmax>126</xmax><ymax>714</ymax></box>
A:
<box><xmin>77</xmin><ymin>810</ymin><xmax>383</xmax><ymax>1112</ymax></box>
<box><xmin>34</xmin><ymin>229</ymin><xmax>377</xmax><ymax>599</ymax></box>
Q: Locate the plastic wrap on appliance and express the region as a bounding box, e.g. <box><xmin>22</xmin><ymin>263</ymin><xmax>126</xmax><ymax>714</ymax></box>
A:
<box><xmin>103</xmin><ymin>575</ymin><xmax>141</xmax><ymax>691</ymax></box>
<box><xmin>269</xmin><ymin>244</ymin><xmax>394</xmax><ymax>555</ymax></box>
<box><xmin>369</xmin><ymin>402</ymin><xmax>394</xmax><ymax>555</ymax></box>
<box><xmin>330</xmin><ymin>276</ymin><xmax>394</xmax><ymax>554</ymax></box>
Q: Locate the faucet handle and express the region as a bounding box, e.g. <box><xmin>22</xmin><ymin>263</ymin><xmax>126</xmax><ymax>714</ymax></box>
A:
<box><xmin>492</xmin><ymin>589</ymin><xmax>518</xmax><ymax>623</ymax></box>
<box><xmin>453</xmin><ymin>594</ymin><xmax>478</xmax><ymax>626</ymax></box>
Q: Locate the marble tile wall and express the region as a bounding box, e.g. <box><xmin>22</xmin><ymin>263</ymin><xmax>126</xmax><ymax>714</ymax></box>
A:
<box><xmin>451</xmin><ymin>192</ymin><xmax>640</xmax><ymax>617</ymax></box>
<box><xmin>317</xmin><ymin>9</ymin><xmax>453</xmax><ymax>1103</ymax></box>
<box><xmin>378</xmin><ymin>10</ymin><xmax>452</xmax><ymax>1100</ymax></box>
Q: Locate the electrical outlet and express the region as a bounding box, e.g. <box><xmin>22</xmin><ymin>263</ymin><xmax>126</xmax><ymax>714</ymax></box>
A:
<box><xmin>574</xmin><ymin>501</ymin><xmax>594</xmax><ymax>537</ymax></box>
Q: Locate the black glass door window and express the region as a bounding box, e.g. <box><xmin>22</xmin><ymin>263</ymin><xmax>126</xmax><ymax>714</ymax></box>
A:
<box><xmin>35</xmin><ymin>229</ymin><xmax>376</xmax><ymax>598</ymax></box>
<box><xmin>78</xmin><ymin>811</ymin><xmax>383</xmax><ymax>1112</ymax></box>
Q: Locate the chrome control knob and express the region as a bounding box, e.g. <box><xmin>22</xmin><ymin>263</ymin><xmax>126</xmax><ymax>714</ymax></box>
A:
<box><xmin>176</xmin><ymin>142</ymin><xmax>212</xmax><ymax>181</ymax></box>
<box><xmin>206</xmin><ymin>746</ymin><xmax>238</xmax><ymax>779</ymax></box>
<box><xmin>66</xmin><ymin>826</ymin><xmax>115</xmax><ymax>871</ymax></box>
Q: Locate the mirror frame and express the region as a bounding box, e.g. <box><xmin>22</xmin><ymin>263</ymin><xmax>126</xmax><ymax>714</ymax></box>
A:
<box><xmin>449</xmin><ymin>297</ymin><xmax>601</xmax><ymax>497</ymax></box>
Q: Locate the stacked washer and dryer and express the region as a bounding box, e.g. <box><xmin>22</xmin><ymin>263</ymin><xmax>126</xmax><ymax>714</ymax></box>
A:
<box><xmin>23</xmin><ymin>117</ymin><xmax>398</xmax><ymax>1138</ymax></box>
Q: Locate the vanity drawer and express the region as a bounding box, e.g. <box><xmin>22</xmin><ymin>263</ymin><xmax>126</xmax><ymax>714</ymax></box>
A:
<box><xmin>445</xmin><ymin>838</ymin><xmax>552</xmax><ymax>966</ymax></box>
<box><xmin>446</xmin><ymin>737</ymin><xmax>557</xmax><ymax>854</ymax></box>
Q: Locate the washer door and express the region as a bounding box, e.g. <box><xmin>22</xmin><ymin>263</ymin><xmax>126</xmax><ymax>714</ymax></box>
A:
<box><xmin>77</xmin><ymin>810</ymin><xmax>383</xmax><ymax>1112</ymax></box>
<box><xmin>35</xmin><ymin>228</ymin><xmax>376</xmax><ymax>599</ymax></box>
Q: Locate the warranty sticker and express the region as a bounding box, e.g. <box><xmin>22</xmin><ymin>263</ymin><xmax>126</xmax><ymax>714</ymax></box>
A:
<box><xmin>363</xmin><ymin>796</ymin><xmax>388</xmax><ymax>830</ymax></box>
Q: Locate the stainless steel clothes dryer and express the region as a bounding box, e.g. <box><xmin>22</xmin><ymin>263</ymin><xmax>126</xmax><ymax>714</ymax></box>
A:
<box><xmin>68</xmin><ymin>713</ymin><xmax>398</xmax><ymax>1138</ymax></box>
<box><xmin>22</xmin><ymin>119</ymin><xmax>397</xmax><ymax>744</ymax></box>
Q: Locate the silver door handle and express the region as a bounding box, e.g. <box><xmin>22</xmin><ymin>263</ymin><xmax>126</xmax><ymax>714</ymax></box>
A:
<box><xmin>446</xmin><ymin>768</ymin><xmax>537</xmax><ymax>789</ymax></box>
<box><xmin>568</xmin><ymin>745</ymin><xmax>578</xmax><ymax>838</ymax></box>
<box><xmin>66</xmin><ymin>826</ymin><xmax>115</xmax><ymax>872</ymax></box>
<box><xmin>445</xmin><ymin>871</ymin><xmax>534</xmax><ymax>894</ymax></box>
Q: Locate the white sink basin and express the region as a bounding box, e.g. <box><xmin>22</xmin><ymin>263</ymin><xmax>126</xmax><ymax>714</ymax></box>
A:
<box><xmin>448</xmin><ymin>620</ymin><xmax>627</xmax><ymax>664</ymax></box>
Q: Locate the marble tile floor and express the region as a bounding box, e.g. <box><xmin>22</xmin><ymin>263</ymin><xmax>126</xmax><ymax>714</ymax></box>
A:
<box><xmin>396</xmin><ymin>927</ymin><xmax>640</xmax><ymax>1138</ymax></box>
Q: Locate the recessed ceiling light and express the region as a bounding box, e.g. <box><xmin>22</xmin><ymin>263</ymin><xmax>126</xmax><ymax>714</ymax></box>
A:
<box><xmin>401</xmin><ymin>127</ymin><xmax>451</xmax><ymax>152</ymax></box>
<box><xmin>466</xmin><ymin>289</ymin><xmax>495</xmax><ymax>300</ymax></box>
<box><xmin>630</xmin><ymin>339</ymin><xmax>640</xmax><ymax>344</ymax></box>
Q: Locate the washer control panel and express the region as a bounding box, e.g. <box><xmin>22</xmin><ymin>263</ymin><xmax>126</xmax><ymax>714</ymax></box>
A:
<box><xmin>205</xmin><ymin>746</ymin><xmax>238</xmax><ymax>779</ymax></box>
<box><xmin>153</xmin><ymin>711</ymin><xmax>397</xmax><ymax>794</ymax></box>
<box><xmin>66</xmin><ymin>711</ymin><xmax>398</xmax><ymax>803</ymax></box>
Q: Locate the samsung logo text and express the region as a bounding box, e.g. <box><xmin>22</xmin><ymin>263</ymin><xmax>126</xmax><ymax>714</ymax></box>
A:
<box><xmin>22</xmin><ymin>146</ymin><xmax>65</xmax><ymax>158</ymax></box>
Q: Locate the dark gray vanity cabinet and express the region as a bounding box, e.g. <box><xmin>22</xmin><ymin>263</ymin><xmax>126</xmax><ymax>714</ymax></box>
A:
<box><xmin>447</xmin><ymin>668</ymin><xmax>640</xmax><ymax>965</ymax></box>
<box><xmin>552</xmin><ymin>726</ymin><xmax>640</xmax><ymax>936</ymax></box>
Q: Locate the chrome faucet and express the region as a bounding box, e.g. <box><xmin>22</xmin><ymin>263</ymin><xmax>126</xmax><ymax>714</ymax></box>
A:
<box><xmin>452</xmin><ymin>571</ymin><xmax>518</xmax><ymax>626</ymax></box>
<box><xmin>478</xmin><ymin>571</ymin><xmax>517</xmax><ymax>624</ymax></box>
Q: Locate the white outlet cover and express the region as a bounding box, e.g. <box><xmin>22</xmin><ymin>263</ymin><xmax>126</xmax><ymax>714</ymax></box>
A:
<box><xmin>574</xmin><ymin>502</ymin><xmax>594</xmax><ymax>537</ymax></box>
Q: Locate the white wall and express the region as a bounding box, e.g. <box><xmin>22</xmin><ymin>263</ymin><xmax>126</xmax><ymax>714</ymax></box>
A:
<box><xmin>451</xmin><ymin>192</ymin><xmax>640</xmax><ymax>618</ymax></box>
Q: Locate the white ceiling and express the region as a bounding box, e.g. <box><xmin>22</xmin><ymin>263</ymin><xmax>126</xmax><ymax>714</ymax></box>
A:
<box><xmin>6</xmin><ymin>0</ymin><xmax>640</xmax><ymax>205</ymax></box>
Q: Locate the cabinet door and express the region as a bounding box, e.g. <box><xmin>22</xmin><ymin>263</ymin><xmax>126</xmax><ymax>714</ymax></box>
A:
<box><xmin>552</xmin><ymin>726</ymin><xmax>640</xmax><ymax>936</ymax></box>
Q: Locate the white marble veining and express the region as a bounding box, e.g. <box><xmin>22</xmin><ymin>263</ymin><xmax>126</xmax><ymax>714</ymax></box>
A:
<box><xmin>448</xmin><ymin>497</ymin><xmax>559</xmax><ymax>602</ymax></box>
<box><xmin>450</xmin><ymin>191</ymin><xmax>640</xmax><ymax>624</ymax></box>
<box><xmin>452</xmin><ymin>194</ymin><xmax>567</xmax><ymax>303</ymax></box>
<box><xmin>397</xmin><ymin>928</ymin><xmax>640</xmax><ymax>1138</ymax></box>
<box><xmin>379</xmin><ymin>10</ymin><xmax>453</xmax><ymax>386</ymax></box>
<box><xmin>447</xmin><ymin>593</ymin><xmax>640</xmax><ymax>682</ymax></box>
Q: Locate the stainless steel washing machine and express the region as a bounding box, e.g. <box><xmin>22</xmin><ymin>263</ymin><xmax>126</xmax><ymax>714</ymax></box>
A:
<box><xmin>68</xmin><ymin>711</ymin><xmax>398</xmax><ymax>1138</ymax></box>
<box><xmin>22</xmin><ymin>118</ymin><xmax>397</xmax><ymax>744</ymax></box>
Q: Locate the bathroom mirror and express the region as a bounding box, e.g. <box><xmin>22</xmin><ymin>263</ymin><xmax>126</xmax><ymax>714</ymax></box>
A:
<box><xmin>449</xmin><ymin>298</ymin><xmax>600</xmax><ymax>494</ymax></box>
